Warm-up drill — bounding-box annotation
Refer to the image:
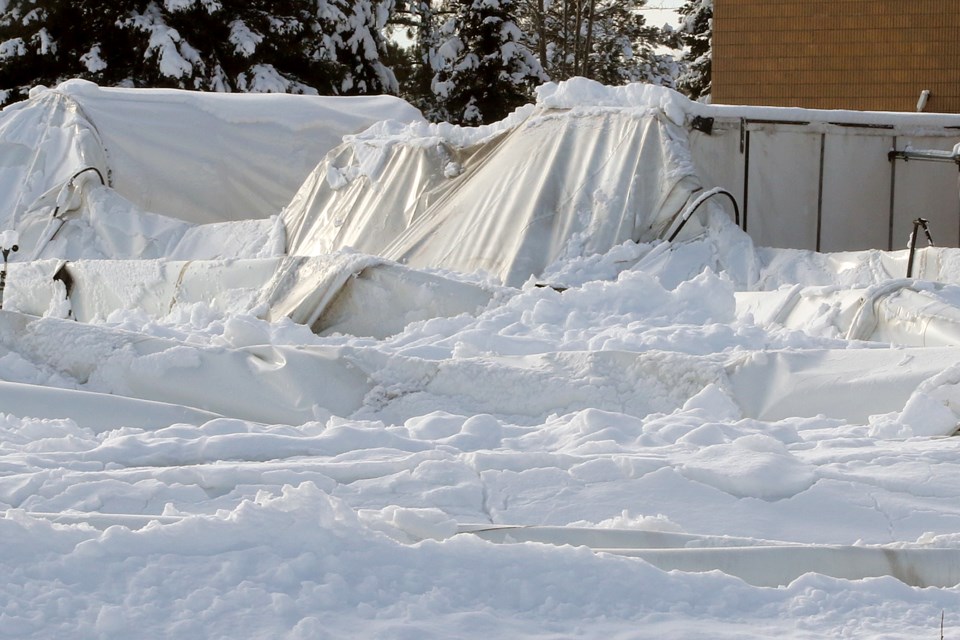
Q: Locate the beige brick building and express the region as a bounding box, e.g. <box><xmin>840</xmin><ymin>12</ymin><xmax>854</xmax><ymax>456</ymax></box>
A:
<box><xmin>712</xmin><ymin>0</ymin><xmax>960</xmax><ymax>113</ymax></box>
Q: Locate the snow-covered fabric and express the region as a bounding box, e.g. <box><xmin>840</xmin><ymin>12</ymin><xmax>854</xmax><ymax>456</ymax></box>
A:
<box><xmin>0</xmin><ymin>79</ymin><xmax>423</xmax><ymax>231</ymax></box>
<box><xmin>282</xmin><ymin>104</ymin><xmax>703</xmax><ymax>287</ymax></box>
<box><xmin>5</xmin><ymin>79</ymin><xmax>960</xmax><ymax>637</ymax></box>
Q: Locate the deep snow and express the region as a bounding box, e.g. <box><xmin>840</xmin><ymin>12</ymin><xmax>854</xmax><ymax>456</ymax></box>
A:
<box><xmin>0</xmin><ymin>79</ymin><xmax>959</xmax><ymax>638</ymax></box>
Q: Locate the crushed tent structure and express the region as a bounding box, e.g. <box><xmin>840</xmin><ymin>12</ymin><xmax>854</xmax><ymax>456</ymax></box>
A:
<box><xmin>0</xmin><ymin>79</ymin><xmax>422</xmax><ymax>261</ymax></box>
<box><xmin>280</xmin><ymin>101</ymin><xmax>705</xmax><ymax>288</ymax></box>
<box><xmin>2</xmin><ymin>78</ymin><xmax>960</xmax><ymax>435</ymax></box>
<box><xmin>11</xmin><ymin>80</ymin><xmax>960</xmax><ymax>597</ymax></box>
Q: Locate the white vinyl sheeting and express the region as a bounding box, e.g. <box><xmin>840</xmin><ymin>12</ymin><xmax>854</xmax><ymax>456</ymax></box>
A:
<box><xmin>725</xmin><ymin>346</ymin><xmax>960</xmax><ymax>424</ymax></box>
<box><xmin>461</xmin><ymin>525</ymin><xmax>960</xmax><ymax>588</ymax></box>
<box><xmin>0</xmin><ymin>79</ymin><xmax>423</xmax><ymax>231</ymax></box>
<box><xmin>753</xmin><ymin>245</ymin><xmax>960</xmax><ymax>291</ymax></box>
<box><xmin>3</xmin><ymin>255</ymin><xmax>494</xmax><ymax>338</ymax></box>
<box><xmin>739</xmin><ymin>244</ymin><xmax>960</xmax><ymax>348</ymax></box>
<box><xmin>0</xmin><ymin>310</ymin><xmax>374</xmax><ymax>425</ymax></box>
<box><xmin>0</xmin><ymin>87</ymin><xmax>109</xmax><ymax>232</ymax></box>
<box><xmin>2</xmin><ymin>257</ymin><xmax>283</xmax><ymax>322</ymax></box>
<box><xmin>6</xmin><ymin>78</ymin><xmax>960</xmax><ymax>354</ymax></box>
<box><xmin>259</xmin><ymin>253</ymin><xmax>496</xmax><ymax>337</ymax></box>
<box><xmin>282</xmin><ymin>108</ymin><xmax>705</xmax><ymax>287</ymax></box>
<box><xmin>0</xmin><ymin>380</ymin><xmax>222</xmax><ymax>432</ymax></box>
<box><xmin>6</xmin><ymin>302</ymin><xmax>960</xmax><ymax>433</ymax></box>
<box><xmin>14</xmin><ymin>186</ymin><xmax>288</xmax><ymax>263</ymax></box>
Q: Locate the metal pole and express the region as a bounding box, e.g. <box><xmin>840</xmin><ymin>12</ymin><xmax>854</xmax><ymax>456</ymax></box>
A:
<box><xmin>0</xmin><ymin>248</ymin><xmax>10</xmax><ymax>309</ymax></box>
<box><xmin>906</xmin><ymin>217</ymin><xmax>933</xmax><ymax>278</ymax></box>
<box><xmin>0</xmin><ymin>232</ymin><xmax>18</xmax><ymax>309</ymax></box>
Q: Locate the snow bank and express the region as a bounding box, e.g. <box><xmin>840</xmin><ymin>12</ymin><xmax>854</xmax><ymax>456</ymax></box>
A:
<box><xmin>4</xmin><ymin>482</ymin><xmax>954</xmax><ymax>638</ymax></box>
<box><xmin>536</xmin><ymin>77</ymin><xmax>690</xmax><ymax>125</ymax></box>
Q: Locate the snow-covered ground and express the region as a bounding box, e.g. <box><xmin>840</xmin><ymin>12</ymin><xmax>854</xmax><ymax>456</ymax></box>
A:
<box><xmin>1</xmin><ymin>80</ymin><xmax>960</xmax><ymax>638</ymax></box>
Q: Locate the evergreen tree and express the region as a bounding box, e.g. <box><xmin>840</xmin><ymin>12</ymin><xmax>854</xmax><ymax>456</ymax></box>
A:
<box><xmin>388</xmin><ymin>0</ymin><xmax>442</xmax><ymax>119</ymax></box>
<box><xmin>431</xmin><ymin>0</ymin><xmax>546</xmax><ymax>125</ymax></box>
<box><xmin>323</xmin><ymin>0</ymin><xmax>398</xmax><ymax>93</ymax></box>
<box><xmin>0</xmin><ymin>0</ymin><xmax>397</xmax><ymax>106</ymax></box>
<box><xmin>674</xmin><ymin>0</ymin><xmax>711</xmax><ymax>100</ymax></box>
<box><xmin>516</xmin><ymin>0</ymin><xmax>673</xmax><ymax>88</ymax></box>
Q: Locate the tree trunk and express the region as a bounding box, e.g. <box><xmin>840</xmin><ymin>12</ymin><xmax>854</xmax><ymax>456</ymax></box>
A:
<box><xmin>572</xmin><ymin>0</ymin><xmax>582</xmax><ymax>76</ymax></box>
<box><xmin>536</xmin><ymin>0</ymin><xmax>547</xmax><ymax>69</ymax></box>
<box><xmin>581</xmin><ymin>0</ymin><xmax>595</xmax><ymax>78</ymax></box>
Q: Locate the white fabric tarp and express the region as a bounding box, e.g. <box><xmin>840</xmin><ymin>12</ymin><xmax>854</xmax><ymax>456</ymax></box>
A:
<box><xmin>4</xmin><ymin>254</ymin><xmax>494</xmax><ymax>338</ymax></box>
<box><xmin>737</xmin><ymin>281</ymin><xmax>960</xmax><ymax>348</ymax></box>
<box><xmin>14</xmin><ymin>185</ymin><xmax>288</xmax><ymax>262</ymax></box>
<box><xmin>0</xmin><ymin>310</ymin><xmax>373</xmax><ymax>424</ymax></box>
<box><xmin>282</xmin><ymin>106</ymin><xmax>707</xmax><ymax>287</ymax></box>
<box><xmin>0</xmin><ymin>79</ymin><xmax>423</xmax><ymax>254</ymax></box>
<box><xmin>260</xmin><ymin>253</ymin><xmax>496</xmax><ymax>337</ymax></box>
<box><xmin>725</xmin><ymin>346</ymin><xmax>960</xmax><ymax>424</ymax></box>
<box><xmin>462</xmin><ymin>525</ymin><xmax>960</xmax><ymax>588</ymax></box>
<box><xmin>6</xmin><ymin>302</ymin><xmax>960</xmax><ymax>434</ymax></box>
<box><xmin>0</xmin><ymin>380</ymin><xmax>222</xmax><ymax>432</ymax></box>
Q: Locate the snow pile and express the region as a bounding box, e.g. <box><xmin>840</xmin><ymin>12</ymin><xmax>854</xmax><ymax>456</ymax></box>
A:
<box><xmin>536</xmin><ymin>77</ymin><xmax>691</xmax><ymax>124</ymax></box>
<box><xmin>1</xmin><ymin>79</ymin><xmax>960</xmax><ymax>637</ymax></box>
<box><xmin>870</xmin><ymin>363</ymin><xmax>960</xmax><ymax>438</ymax></box>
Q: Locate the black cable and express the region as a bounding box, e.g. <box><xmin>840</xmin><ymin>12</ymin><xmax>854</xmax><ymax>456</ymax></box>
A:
<box><xmin>70</xmin><ymin>166</ymin><xmax>106</xmax><ymax>186</ymax></box>
<box><xmin>667</xmin><ymin>188</ymin><xmax>741</xmax><ymax>242</ymax></box>
<box><xmin>52</xmin><ymin>166</ymin><xmax>107</xmax><ymax>218</ymax></box>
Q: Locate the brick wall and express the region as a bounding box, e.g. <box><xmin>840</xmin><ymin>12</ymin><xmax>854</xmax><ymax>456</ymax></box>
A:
<box><xmin>713</xmin><ymin>0</ymin><xmax>960</xmax><ymax>113</ymax></box>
